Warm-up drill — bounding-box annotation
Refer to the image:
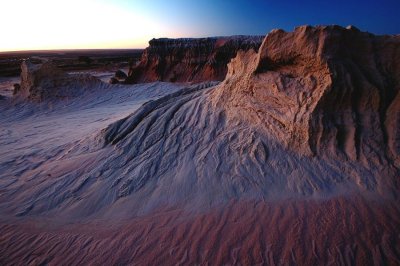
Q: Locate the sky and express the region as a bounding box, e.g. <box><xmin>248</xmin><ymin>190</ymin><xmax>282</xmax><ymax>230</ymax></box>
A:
<box><xmin>0</xmin><ymin>0</ymin><xmax>399</xmax><ymax>52</ymax></box>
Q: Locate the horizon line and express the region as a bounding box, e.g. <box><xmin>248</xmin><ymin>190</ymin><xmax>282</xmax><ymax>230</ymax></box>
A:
<box><xmin>0</xmin><ymin>47</ymin><xmax>147</xmax><ymax>54</ymax></box>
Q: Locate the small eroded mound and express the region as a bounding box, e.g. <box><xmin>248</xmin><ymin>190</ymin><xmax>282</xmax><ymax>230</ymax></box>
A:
<box><xmin>15</xmin><ymin>59</ymin><xmax>106</xmax><ymax>101</ymax></box>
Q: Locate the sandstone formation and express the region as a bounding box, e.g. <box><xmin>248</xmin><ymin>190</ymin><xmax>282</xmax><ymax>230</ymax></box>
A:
<box><xmin>15</xmin><ymin>59</ymin><xmax>104</xmax><ymax>101</ymax></box>
<box><xmin>103</xmin><ymin>26</ymin><xmax>400</xmax><ymax>202</ymax></box>
<box><xmin>125</xmin><ymin>36</ymin><xmax>263</xmax><ymax>83</ymax></box>
<box><xmin>12</xmin><ymin>83</ymin><xmax>20</xmax><ymax>95</ymax></box>
<box><xmin>109</xmin><ymin>69</ymin><xmax>128</xmax><ymax>84</ymax></box>
<box><xmin>115</xmin><ymin>69</ymin><xmax>128</xmax><ymax>80</ymax></box>
<box><xmin>214</xmin><ymin>25</ymin><xmax>400</xmax><ymax>167</ymax></box>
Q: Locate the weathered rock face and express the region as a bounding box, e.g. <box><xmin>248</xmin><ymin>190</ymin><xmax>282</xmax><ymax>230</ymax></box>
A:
<box><xmin>213</xmin><ymin>25</ymin><xmax>400</xmax><ymax>167</ymax></box>
<box><xmin>101</xmin><ymin>26</ymin><xmax>399</xmax><ymax>203</ymax></box>
<box><xmin>109</xmin><ymin>70</ymin><xmax>128</xmax><ymax>84</ymax></box>
<box><xmin>16</xmin><ymin>59</ymin><xmax>103</xmax><ymax>101</ymax></box>
<box><xmin>12</xmin><ymin>83</ymin><xmax>21</xmax><ymax>95</ymax></box>
<box><xmin>125</xmin><ymin>36</ymin><xmax>263</xmax><ymax>83</ymax></box>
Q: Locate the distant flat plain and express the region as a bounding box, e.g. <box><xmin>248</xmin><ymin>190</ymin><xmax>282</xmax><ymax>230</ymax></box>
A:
<box><xmin>0</xmin><ymin>49</ymin><xmax>143</xmax><ymax>96</ymax></box>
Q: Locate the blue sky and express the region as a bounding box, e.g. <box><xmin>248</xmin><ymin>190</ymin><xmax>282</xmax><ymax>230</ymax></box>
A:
<box><xmin>1</xmin><ymin>0</ymin><xmax>399</xmax><ymax>51</ymax></box>
<box><xmin>117</xmin><ymin>0</ymin><xmax>400</xmax><ymax>36</ymax></box>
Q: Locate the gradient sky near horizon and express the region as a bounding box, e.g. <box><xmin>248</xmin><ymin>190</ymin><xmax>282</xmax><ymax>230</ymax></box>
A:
<box><xmin>1</xmin><ymin>0</ymin><xmax>399</xmax><ymax>52</ymax></box>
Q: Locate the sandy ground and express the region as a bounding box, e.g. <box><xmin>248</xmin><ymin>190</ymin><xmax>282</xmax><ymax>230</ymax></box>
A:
<box><xmin>0</xmin><ymin>80</ymin><xmax>182</xmax><ymax>168</ymax></box>
<box><xmin>68</xmin><ymin>67</ymin><xmax>130</xmax><ymax>83</ymax></box>
<box><xmin>0</xmin><ymin>198</ymin><xmax>399</xmax><ymax>265</ymax></box>
<box><xmin>0</xmin><ymin>78</ymin><xmax>399</xmax><ymax>264</ymax></box>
